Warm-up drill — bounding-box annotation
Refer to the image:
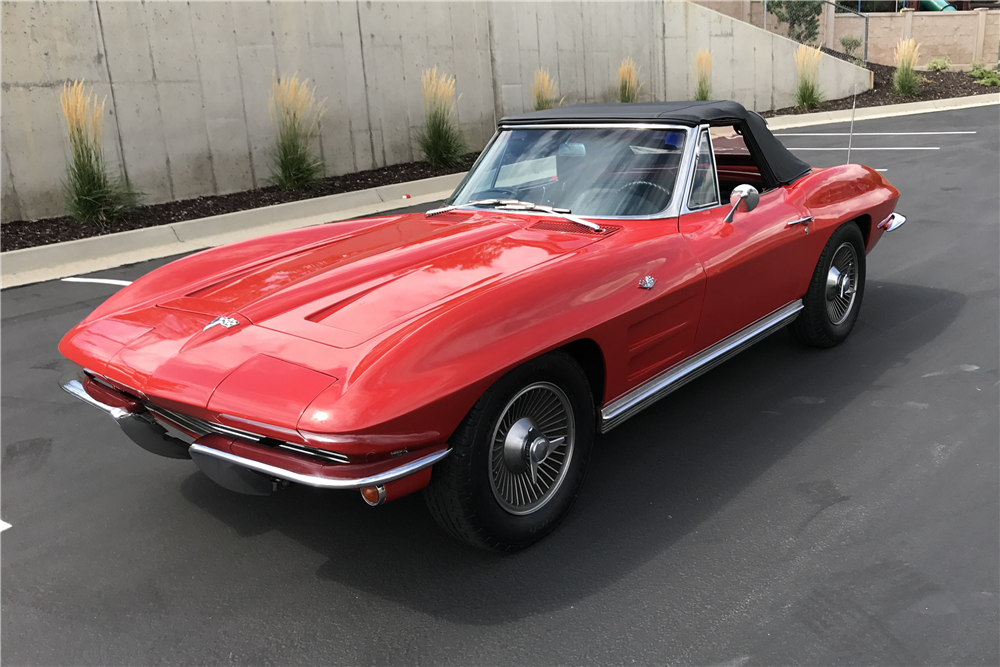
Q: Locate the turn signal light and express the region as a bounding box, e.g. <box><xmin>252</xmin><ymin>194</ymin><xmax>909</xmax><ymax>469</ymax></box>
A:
<box><xmin>361</xmin><ymin>485</ymin><xmax>385</xmax><ymax>506</ymax></box>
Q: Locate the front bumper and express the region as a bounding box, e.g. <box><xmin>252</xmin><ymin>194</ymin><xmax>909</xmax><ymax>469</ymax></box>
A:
<box><xmin>61</xmin><ymin>371</ymin><xmax>450</xmax><ymax>496</ymax></box>
<box><xmin>877</xmin><ymin>212</ymin><xmax>906</xmax><ymax>232</ymax></box>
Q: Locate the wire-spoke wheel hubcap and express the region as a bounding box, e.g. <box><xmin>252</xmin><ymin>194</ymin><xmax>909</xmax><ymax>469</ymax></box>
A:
<box><xmin>489</xmin><ymin>382</ymin><xmax>575</xmax><ymax>515</ymax></box>
<box><xmin>825</xmin><ymin>242</ymin><xmax>858</xmax><ymax>325</ymax></box>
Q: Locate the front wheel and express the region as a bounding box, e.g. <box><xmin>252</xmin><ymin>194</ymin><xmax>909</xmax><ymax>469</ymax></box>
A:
<box><xmin>424</xmin><ymin>351</ymin><xmax>596</xmax><ymax>551</ymax></box>
<box><xmin>789</xmin><ymin>221</ymin><xmax>866</xmax><ymax>348</ymax></box>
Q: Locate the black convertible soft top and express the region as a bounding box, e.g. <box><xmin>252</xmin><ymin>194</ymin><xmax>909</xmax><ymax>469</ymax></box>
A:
<box><xmin>499</xmin><ymin>100</ymin><xmax>811</xmax><ymax>187</ymax></box>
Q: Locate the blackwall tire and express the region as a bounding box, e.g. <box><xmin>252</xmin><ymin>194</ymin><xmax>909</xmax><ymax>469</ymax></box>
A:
<box><xmin>423</xmin><ymin>351</ymin><xmax>596</xmax><ymax>552</ymax></box>
<box><xmin>789</xmin><ymin>221</ymin><xmax>867</xmax><ymax>348</ymax></box>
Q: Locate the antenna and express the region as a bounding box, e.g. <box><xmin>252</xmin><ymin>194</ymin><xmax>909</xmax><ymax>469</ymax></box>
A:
<box><xmin>846</xmin><ymin>83</ymin><xmax>858</xmax><ymax>164</ymax></box>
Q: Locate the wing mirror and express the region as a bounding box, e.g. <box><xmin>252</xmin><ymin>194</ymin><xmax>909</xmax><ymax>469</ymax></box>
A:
<box><xmin>723</xmin><ymin>184</ymin><xmax>760</xmax><ymax>223</ymax></box>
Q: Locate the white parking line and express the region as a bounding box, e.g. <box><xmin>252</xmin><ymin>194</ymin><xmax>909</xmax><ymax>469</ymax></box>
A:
<box><xmin>774</xmin><ymin>131</ymin><xmax>976</xmax><ymax>136</ymax></box>
<box><xmin>1</xmin><ymin>520</ymin><xmax>11</xmax><ymax>532</ymax></box>
<box><xmin>787</xmin><ymin>147</ymin><xmax>940</xmax><ymax>151</ymax></box>
<box><xmin>61</xmin><ymin>277</ymin><xmax>133</xmax><ymax>287</ymax></box>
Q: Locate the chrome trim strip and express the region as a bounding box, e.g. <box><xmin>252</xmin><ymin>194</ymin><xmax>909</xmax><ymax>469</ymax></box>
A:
<box><xmin>786</xmin><ymin>216</ymin><xmax>814</xmax><ymax>227</ymax></box>
<box><xmin>877</xmin><ymin>212</ymin><xmax>906</xmax><ymax>232</ymax></box>
<box><xmin>275</xmin><ymin>442</ymin><xmax>350</xmax><ymax>465</ymax></box>
<box><xmin>187</xmin><ymin>444</ymin><xmax>452</xmax><ymax>490</ymax></box>
<box><xmin>61</xmin><ymin>377</ymin><xmax>131</xmax><ymax>419</ymax></box>
<box><xmin>147</xmin><ymin>405</ymin><xmax>262</xmax><ymax>442</ymax></box>
<box><xmin>600</xmin><ymin>299</ymin><xmax>804</xmax><ymax>432</ymax></box>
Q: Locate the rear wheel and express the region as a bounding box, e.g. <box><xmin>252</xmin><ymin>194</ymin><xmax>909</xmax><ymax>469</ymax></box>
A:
<box><xmin>789</xmin><ymin>221</ymin><xmax>866</xmax><ymax>347</ymax></box>
<box><xmin>424</xmin><ymin>351</ymin><xmax>595</xmax><ymax>551</ymax></box>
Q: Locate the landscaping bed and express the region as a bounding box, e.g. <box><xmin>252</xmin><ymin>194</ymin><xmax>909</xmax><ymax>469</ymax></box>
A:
<box><xmin>2</xmin><ymin>153</ymin><xmax>479</xmax><ymax>252</ymax></box>
<box><xmin>5</xmin><ymin>56</ymin><xmax>995</xmax><ymax>253</ymax></box>
<box><xmin>762</xmin><ymin>55</ymin><xmax>996</xmax><ymax>117</ymax></box>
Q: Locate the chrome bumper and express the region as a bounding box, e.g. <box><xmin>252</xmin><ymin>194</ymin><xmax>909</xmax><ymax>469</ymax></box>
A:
<box><xmin>61</xmin><ymin>371</ymin><xmax>450</xmax><ymax>495</ymax></box>
<box><xmin>877</xmin><ymin>212</ymin><xmax>906</xmax><ymax>232</ymax></box>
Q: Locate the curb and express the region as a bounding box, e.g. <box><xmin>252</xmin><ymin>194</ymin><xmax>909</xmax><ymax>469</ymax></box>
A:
<box><xmin>3</xmin><ymin>93</ymin><xmax>997</xmax><ymax>288</ymax></box>
<box><xmin>1</xmin><ymin>173</ymin><xmax>466</xmax><ymax>288</ymax></box>
<box><xmin>766</xmin><ymin>92</ymin><xmax>999</xmax><ymax>129</ymax></box>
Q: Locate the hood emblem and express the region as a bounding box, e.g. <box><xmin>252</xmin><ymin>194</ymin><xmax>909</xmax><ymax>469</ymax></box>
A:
<box><xmin>639</xmin><ymin>276</ymin><xmax>656</xmax><ymax>290</ymax></box>
<box><xmin>204</xmin><ymin>316</ymin><xmax>240</xmax><ymax>332</ymax></box>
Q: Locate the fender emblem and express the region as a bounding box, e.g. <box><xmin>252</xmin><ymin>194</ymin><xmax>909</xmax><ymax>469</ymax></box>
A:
<box><xmin>639</xmin><ymin>276</ymin><xmax>656</xmax><ymax>290</ymax></box>
<box><xmin>203</xmin><ymin>316</ymin><xmax>240</xmax><ymax>332</ymax></box>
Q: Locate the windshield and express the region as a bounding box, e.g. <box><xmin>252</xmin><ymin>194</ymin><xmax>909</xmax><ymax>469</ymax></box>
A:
<box><xmin>448</xmin><ymin>128</ymin><xmax>688</xmax><ymax>217</ymax></box>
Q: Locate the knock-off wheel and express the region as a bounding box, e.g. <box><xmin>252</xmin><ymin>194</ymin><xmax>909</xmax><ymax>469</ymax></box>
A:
<box><xmin>789</xmin><ymin>221</ymin><xmax>866</xmax><ymax>347</ymax></box>
<box><xmin>424</xmin><ymin>351</ymin><xmax>595</xmax><ymax>551</ymax></box>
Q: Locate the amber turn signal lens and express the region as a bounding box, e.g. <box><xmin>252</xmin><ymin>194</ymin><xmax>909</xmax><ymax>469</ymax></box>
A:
<box><xmin>361</xmin><ymin>485</ymin><xmax>384</xmax><ymax>506</ymax></box>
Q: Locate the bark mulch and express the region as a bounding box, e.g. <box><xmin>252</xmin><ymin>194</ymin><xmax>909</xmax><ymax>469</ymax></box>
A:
<box><xmin>2</xmin><ymin>153</ymin><xmax>479</xmax><ymax>252</ymax></box>
<box><xmin>762</xmin><ymin>53</ymin><xmax>997</xmax><ymax>117</ymax></box>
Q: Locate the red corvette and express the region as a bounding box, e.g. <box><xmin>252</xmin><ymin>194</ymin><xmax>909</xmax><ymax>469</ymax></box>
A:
<box><xmin>60</xmin><ymin>101</ymin><xmax>904</xmax><ymax>551</ymax></box>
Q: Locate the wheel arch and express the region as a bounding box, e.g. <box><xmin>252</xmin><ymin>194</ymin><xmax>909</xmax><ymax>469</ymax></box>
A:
<box><xmin>557</xmin><ymin>338</ymin><xmax>606</xmax><ymax>409</ymax></box>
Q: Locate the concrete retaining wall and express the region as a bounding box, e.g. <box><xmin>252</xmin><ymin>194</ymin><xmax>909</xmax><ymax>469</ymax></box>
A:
<box><xmin>1</xmin><ymin>0</ymin><xmax>871</xmax><ymax>223</ymax></box>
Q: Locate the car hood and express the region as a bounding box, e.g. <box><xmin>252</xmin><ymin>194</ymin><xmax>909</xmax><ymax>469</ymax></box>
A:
<box><xmin>156</xmin><ymin>212</ymin><xmax>604</xmax><ymax>347</ymax></box>
<box><xmin>62</xmin><ymin>212</ymin><xmax>606</xmax><ymax>416</ymax></box>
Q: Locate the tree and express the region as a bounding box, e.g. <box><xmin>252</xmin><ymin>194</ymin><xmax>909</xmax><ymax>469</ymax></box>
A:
<box><xmin>767</xmin><ymin>1</ymin><xmax>823</xmax><ymax>45</ymax></box>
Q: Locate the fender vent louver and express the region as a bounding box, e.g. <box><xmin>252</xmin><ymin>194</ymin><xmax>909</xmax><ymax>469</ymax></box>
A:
<box><xmin>528</xmin><ymin>221</ymin><xmax>621</xmax><ymax>236</ymax></box>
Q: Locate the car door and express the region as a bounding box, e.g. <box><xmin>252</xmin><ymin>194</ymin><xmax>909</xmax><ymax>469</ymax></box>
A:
<box><xmin>680</xmin><ymin>127</ymin><xmax>813</xmax><ymax>351</ymax></box>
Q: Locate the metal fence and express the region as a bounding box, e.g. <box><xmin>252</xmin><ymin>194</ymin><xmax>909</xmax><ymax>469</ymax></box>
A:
<box><xmin>760</xmin><ymin>0</ymin><xmax>870</xmax><ymax>66</ymax></box>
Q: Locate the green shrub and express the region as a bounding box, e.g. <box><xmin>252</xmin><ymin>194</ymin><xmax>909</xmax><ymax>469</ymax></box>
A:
<box><xmin>418</xmin><ymin>67</ymin><xmax>467</xmax><ymax>167</ymax></box>
<box><xmin>617</xmin><ymin>57</ymin><xmax>642</xmax><ymax>103</ymax></box>
<box><xmin>767</xmin><ymin>1</ymin><xmax>823</xmax><ymax>44</ymax></box>
<box><xmin>269</xmin><ymin>73</ymin><xmax>326</xmax><ymax>189</ymax></box>
<box><xmin>971</xmin><ymin>60</ymin><xmax>986</xmax><ymax>71</ymax></box>
<box><xmin>840</xmin><ymin>35</ymin><xmax>862</xmax><ymax>60</ymax></box>
<box><xmin>971</xmin><ymin>68</ymin><xmax>1000</xmax><ymax>86</ymax></box>
<box><xmin>926</xmin><ymin>56</ymin><xmax>950</xmax><ymax>72</ymax></box>
<box><xmin>60</xmin><ymin>80</ymin><xmax>139</xmax><ymax>224</ymax></box>
<box><xmin>695</xmin><ymin>50</ymin><xmax>712</xmax><ymax>101</ymax></box>
<box><xmin>794</xmin><ymin>45</ymin><xmax>824</xmax><ymax>110</ymax></box>
<box><xmin>893</xmin><ymin>39</ymin><xmax>922</xmax><ymax>96</ymax></box>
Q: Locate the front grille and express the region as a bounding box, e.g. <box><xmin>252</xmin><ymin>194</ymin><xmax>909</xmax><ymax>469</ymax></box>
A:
<box><xmin>146</xmin><ymin>404</ymin><xmax>350</xmax><ymax>465</ymax></box>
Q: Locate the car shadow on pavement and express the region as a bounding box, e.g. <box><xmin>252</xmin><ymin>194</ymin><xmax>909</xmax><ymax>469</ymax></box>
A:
<box><xmin>179</xmin><ymin>280</ymin><xmax>965</xmax><ymax>625</ymax></box>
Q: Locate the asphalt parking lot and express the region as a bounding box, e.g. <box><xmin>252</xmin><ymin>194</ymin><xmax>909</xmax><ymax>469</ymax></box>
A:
<box><xmin>2</xmin><ymin>105</ymin><xmax>997</xmax><ymax>665</ymax></box>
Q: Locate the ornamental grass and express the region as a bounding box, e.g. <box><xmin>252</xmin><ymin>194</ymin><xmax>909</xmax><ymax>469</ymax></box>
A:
<box><xmin>418</xmin><ymin>66</ymin><xmax>467</xmax><ymax>168</ymax></box>
<box><xmin>60</xmin><ymin>80</ymin><xmax>138</xmax><ymax>224</ymax></box>
<box><xmin>531</xmin><ymin>68</ymin><xmax>560</xmax><ymax>111</ymax></box>
<box><xmin>893</xmin><ymin>39</ymin><xmax>922</xmax><ymax>97</ymax></box>
<box><xmin>695</xmin><ymin>49</ymin><xmax>712</xmax><ymax>101</ymax></box>
<box><xmin>793</xmin><ymin>44</ymin><xmax>824</xmax><ymax>110</ymax></box>
<box><xmin>617</xmin><ymin>57</ymin><xmax>642</xmax><ymax>103</ymax></box>
<box><xmin>269</xmin><ymin>72</ymin><xmax>326</xmax><ymax>189</ymax></box>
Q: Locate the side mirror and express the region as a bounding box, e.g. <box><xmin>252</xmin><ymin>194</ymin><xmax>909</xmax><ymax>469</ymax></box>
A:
<box><xmin>723</xmin><ymin>184</ymin><xmax>760</xmax><ymax>223</ymax></box>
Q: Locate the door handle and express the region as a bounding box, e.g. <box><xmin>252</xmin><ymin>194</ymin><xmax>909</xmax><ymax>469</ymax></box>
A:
<box><xmin>787</xmin><ymin>216</ymin><xmax>813</xmax><ymax>234</ymax></box>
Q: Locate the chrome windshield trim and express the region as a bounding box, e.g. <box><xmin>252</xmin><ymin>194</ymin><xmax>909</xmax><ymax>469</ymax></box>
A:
<box><xmin>600</xmin><ymin>299</ymin><xmax>804</xmax><ymax>432</ymax></box>
<box><xmin>499</xmin><ymin>123</ymin><xmax>695</xmax><ymax>130</ymax></box>
<box><xmin>448</xmin><ymin>124</ymin><xmax>697</xmax><ymax>221</ymax></box>
<box><xmin>188</xmin><ymin>444</ymin><xmax>452</xmax><ymax>490</ymax></box>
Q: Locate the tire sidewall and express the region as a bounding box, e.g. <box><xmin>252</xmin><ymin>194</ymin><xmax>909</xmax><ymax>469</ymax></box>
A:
<box><xmin>464</xmin><ymin>352</ymin><xmax>595</xmax><ymax>546</ymax></box>
<box><xmin>819</xmin><ymin>223</ymin><xmax>867</xmax><ymax>341</ymax></box>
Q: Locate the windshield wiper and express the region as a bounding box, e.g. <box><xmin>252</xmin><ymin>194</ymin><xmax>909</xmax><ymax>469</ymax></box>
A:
<box><xmin>427</xmin><ymin>198</ymin><xmax>602</xmax><ymax>233</ymax></box>
<box><xmin>424</xmin><ymin>198</ymin><xmax>520</xmax><ymax>216</ymax></box>
<box><xmin>494</xmin><ymin>201</ymin><xmax>603</xmax><ymax>232</ymax></box>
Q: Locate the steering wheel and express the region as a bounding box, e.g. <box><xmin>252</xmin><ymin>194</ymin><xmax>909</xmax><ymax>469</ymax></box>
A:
<box><xmin>616</xmin><ymin>180</ymin><xmax>669</xmax><ymax>197</ymax></box>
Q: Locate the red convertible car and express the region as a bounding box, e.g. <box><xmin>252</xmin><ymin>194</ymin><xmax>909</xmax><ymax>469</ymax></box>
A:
<box><xmin>60</xmin><ymin>101</ymin><xmax>904</xmax><ymax>551</ymax></box>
